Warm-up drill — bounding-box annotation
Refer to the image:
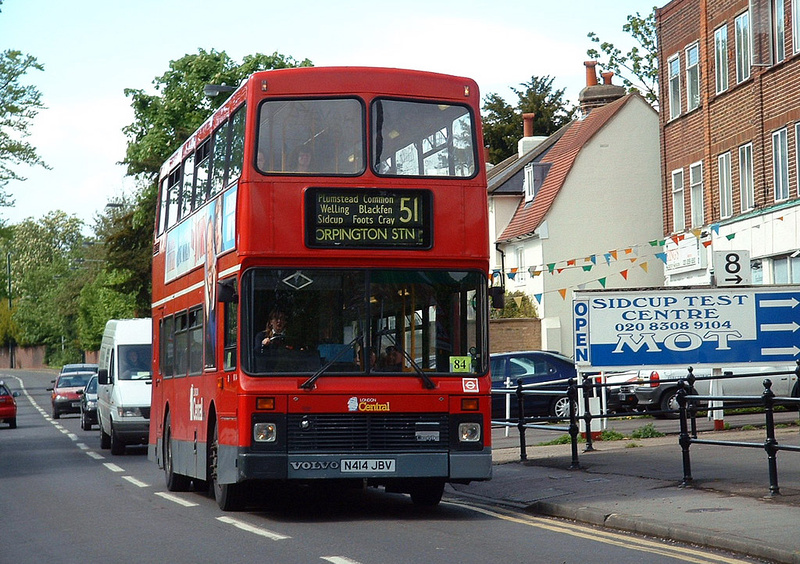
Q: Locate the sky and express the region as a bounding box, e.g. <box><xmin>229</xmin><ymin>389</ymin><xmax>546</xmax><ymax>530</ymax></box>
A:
<box><xmin>1</xmin><ymin>0</ymin><xmax>658</xmax><ymax>230</ymax></box>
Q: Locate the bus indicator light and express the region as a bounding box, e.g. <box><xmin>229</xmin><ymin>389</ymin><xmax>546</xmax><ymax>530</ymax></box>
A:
<box><xmin>461</xmin><ymin>398</ymin><xmax>479</xmax><ymax>411</ymax></box>
<box><xmin>256</xmin><ymin>397</ymin><xmax>275</xmax><ymax>410</ymax></box>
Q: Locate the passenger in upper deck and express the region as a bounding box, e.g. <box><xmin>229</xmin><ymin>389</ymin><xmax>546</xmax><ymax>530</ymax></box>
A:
<box><xmin>294</xmin><ymin>146</ymin><xmax>312</xmax><ymax>172</ymax></box>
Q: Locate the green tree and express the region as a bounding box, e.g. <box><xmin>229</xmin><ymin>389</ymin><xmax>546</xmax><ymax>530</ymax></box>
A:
<box><xmin>0</xmin><ymin>44</ymin><xmax>48</xmax><ymax>206</ymax></box>
<box><xmin>122</xmin><ymin>49</ymin><xmax>312</xmax><ymax>178</ymax></box>
<box><xmin>10</xmin><ymin>212</ymin><xmax>87</xmax><ymax>364</ymax></box>
<box><xmin>587</xmin><ymin>8</ymin><xmax>659</xmax><ymax>107</ymax></box>
<box><xmin>103</xmin><ymin>48</ymin><xmax>313</xmax><ymax>332</ymax></box>
<box><xmin>482</xmin><ymin>76</ymin><xmax>577</xmax><ymax>164</ymax></box>
<box><xmin>495</xmin><ymin>291</ymin><xmax>538</xmax><ymax>319</ymax></box>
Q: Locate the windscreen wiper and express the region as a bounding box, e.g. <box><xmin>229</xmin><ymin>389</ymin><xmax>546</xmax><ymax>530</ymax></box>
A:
<box><xmin>300</xmin><ymin>334</ymin><xmax>362</xmax><ymax>390</ymax></box>
<box><xmin>398</xmin><ymin>347</ymin><xmax>436</xmax><ymax>390</ymax></box>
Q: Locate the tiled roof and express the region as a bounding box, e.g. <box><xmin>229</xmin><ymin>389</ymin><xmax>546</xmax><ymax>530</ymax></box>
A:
<box><xmin>487</xmin><ymin>127</ymin><xmax>566</xmax><ymax>195</ymax></box>
<box><xmin>498</xmin><ymin>93</ymin><xmax>638</xmax><ymax>242</ymax></box>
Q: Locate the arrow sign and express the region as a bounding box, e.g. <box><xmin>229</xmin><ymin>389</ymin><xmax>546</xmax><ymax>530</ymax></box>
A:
<box><xmin>761</xmin><ymin>346</ymin><xmax>800</xmax><ymax>356</ymax></box>
<box><xmin>760</xmin><ymin>322</ymin><xmax>800</xmax><ymax>332</ymax></box>
<box><xmin>760</xmin><ymin>297</ymin><xmax>800</xmax><ymax>308</ymax></box>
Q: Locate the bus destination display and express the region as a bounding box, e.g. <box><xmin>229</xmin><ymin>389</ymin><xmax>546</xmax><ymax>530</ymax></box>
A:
<box><xmin>306</xmin><ymin>188</ymin><xmax>432</xmax><ymax>249</ymax></box>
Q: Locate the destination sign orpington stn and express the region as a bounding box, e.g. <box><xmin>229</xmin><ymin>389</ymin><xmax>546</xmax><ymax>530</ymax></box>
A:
<box><xmin>573</xmin><ymin>287</ymin><xmax>800</xmax><ymax>368</ymax></box>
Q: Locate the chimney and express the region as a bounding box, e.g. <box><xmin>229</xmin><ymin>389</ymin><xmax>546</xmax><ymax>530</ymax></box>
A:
<box><xmin>578</xmin><ymin>62</ymin><xmax>626</xmax><ymax>114</ymax></box>
<box><xmin>522</xmin><ymin>113</ymin><xmax>535</xmax><ymax>137</ymax></box>
<box><xmin>584</xmin><ymin>61</ymin><xmax>598</xmax><ymax>87</ymax></box>
<box><xmin>518</xmin><ymin>112</ymin><xmax>547</xmax><ymax>157</ymax></box>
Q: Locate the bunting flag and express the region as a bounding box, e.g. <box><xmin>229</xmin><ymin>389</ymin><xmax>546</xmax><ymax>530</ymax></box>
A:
<box><xmin>691</xmin><ymin>228</ymin><xmax>702</xmax><ymax>239</ymax></box>
<box><xmin>620</xmin><ymin>269</ymin><xmax>629</xmax><ymax>280</ymax></box>
<box><xmin>556</xmin><ymin>268</ymin><xmax>564</xmax><ymax>274</ymax></box>
<box><xmin>533</xmin><ymin>293</ymin><xmax>542</xmax><ymax>303</ymax></box>
<box><xmin>726</xmin><ymin>233</ymin><xmax>736</xmax><ymax>240</ymax></box>
<box><xmin>603</xmin><ymin>253</ymin><xmax>613</xmax><ymax>265</ymax></box>
<box><xmin>507</xmin><ymin>267</ymin><xmax>517</xmax><ymax>280</ymax></box>
<box><xmin>492</xmin><ymin>269</ymin><xmax>501</xmax><ymax>278</ymax></box>
<box><xmin>547</xmin><ymin>263</ymin><xmax>556</xmax><ymax>273</ymax></box>
<box><xmin>567</xmin><ymin>259</ymin><xmax>576</xmax><ymax>266</ymax></box>
<box><xmin>639</xmin><ymin>262</ymin><xmax>649</xmax><ymax>273</ymax></box>
<box><xmin>589</xmin><ymin>255</ymin><xmax>597</xmax><ymax>264</ymax></box>
<box><xmin>702</xmin><ymin>240</ymin><xmax>712</xmax><ymax>247</ymax></box>
<box><xmin>558</xmin><ymin>288</ymin><xmax>568</xmax><ymax>299</ymax></box>
<box><xmin>711</xmin><ymin>223</ymin><xmax>720</xmax><ymax>235</ymax></box>
<box><xmin>624</xmin><ymin>248</ymin><xmax>633</xmax><ymax>255</ymax></box>
<box><xmin>609</xmin><ymin>250</ymin><xmax>618</xmax><ymax>260</ymax></box>
<box><xmin>598</xmin><ymin>277</ymin><xmax>607</xmax><ymax>287</ymax></box>
<box><xmin>582</xmin><ymin>265</ymin><xmax>593</xmax><ymax>271</ymax></box>
<box><xmin>655</xmin><ymin>252</ymin><xmax>667</xmax><ymax>263</ymax></box>
<box><xmin>629</xmin><ymin>258</ymin><xmax>637</xmax><ymax>263</ymax></box>
<box><xmin>778</xmin><ymin>216</ymin><xmax>784</xmax><ymax>221</ymax></box>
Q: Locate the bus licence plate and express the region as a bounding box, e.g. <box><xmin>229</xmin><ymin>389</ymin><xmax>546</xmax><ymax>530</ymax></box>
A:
<box><xmin>340</xmin><ymin>459</ymin><xmax>396</xmax><ymax>473</ymax></box>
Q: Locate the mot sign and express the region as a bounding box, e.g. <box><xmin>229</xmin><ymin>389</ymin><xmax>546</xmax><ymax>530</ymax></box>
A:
<box><xmin>573</xmin><ymin>286</ymin><xmax>800</xmax><ymax>368</ymax></box>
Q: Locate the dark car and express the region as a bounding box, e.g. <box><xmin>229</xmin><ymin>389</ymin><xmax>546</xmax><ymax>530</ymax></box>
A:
<box><xmin>47</xmin><ymin>372</ymin><xmax>94</xmax><ymax>419</ymax></box>
<box><xmin>60</xmin><ymin>363</ymin><xmax>99</xmax><ymax>375</ymax></box>
<box><xmin>78</xmin><ymin>374</ymin><xmax>98</xmax><ymax>430</ymax></box>
<box><xmin>0</xmin><ymin>381</ymin><xmax>19</xmax><ymax>429</ymax></box>
<box><xmin>490</xmin><ymin>351</ymin><xmax>577</xmax><ymax>419</ymax></box>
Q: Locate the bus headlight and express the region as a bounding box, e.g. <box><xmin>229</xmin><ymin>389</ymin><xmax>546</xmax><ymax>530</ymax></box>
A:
<box><xmin>458</xmin><ymin>422</ymin><xmax>481</xmax><ymax>442</ymax></box>
<box><xmin>253</xmin><ymin>422</ymin><xmax>277</xmax><ymax>443</ymax></box>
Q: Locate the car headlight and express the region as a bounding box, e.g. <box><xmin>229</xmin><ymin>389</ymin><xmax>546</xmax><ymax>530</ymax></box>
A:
<box><xmin>458</xmin><ymin>422</ymin><xmax>481</xmax><ymax>442</ymax></box>
<box><xmin>253</xmin><ymin>422</ymin><xmax>277</xmax><ymax>442</ymax></box>
<box><xmin>86</xmin><ymin>400</ymin><xmax>97</xmax><ymax>409</ymax></box>
<box><xmin>117</xmin><ymin>407</ymin><xmax>142</xmax><ymax>417</ymax></box>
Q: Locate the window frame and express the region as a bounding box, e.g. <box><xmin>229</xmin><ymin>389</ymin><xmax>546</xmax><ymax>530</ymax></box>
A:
<box><xmin>685</xmin><ymin>42</ymin><xmax>701</xmax><ymax>111</ymax></box>
<box><xmin>774</xmin><ymin>0</ymin><xmax>786</xmax><ymax>62</ymax></box>
<box><xmin>735</xmin><ymin>11</ymin><xmax>752</xmax><ymax>83</ymax></box>
<box><xmin>772</xmin><ymin>127</ymin><xmax>789</xmax><ymax>201</ymax></box>
<box><xmin>714</xmin><ymin>25</ymin><xmax>729</xmax><ymax>94</ymax></box>
<box><xmin>718</xmin><ymin>152</ymin><xmax>733</xmax><ymax>219</ymax></box>
<box><xmin>793</xmin><ymin>0</ymin><xmax>800</xmax><ymax>54</ymax></box>
<box><xmin>739</xmin><ymin>142</ymin><xmax>755</xmax><ymax>212</ymax></box>
<box><xmin>689</xmin><ymin>161</ymin><xmax>704</xmax><ymax>228</ymax></box>
<box><xmin>668</xmin><ymin>54</ymin><xmax>682</xmax><ymax>120</ymax></box>
<box><xmin>672</xmin><ymin>169</ymin><xmax>686</xmax><ymax>232</ymax></box>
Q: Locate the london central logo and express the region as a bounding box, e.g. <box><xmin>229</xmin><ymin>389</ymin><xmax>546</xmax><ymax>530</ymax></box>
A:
<box><xmin>347</xmin><ymin>396</ymin><xmax>390</xmax><ymax>412</ymax></box>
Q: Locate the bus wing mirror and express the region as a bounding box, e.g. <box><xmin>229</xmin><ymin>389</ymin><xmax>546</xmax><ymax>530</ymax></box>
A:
<box><xmin>488</xmin><ymin>287</ymin><xmax>505</xmax><ymax>309</ymax></box>
<box><xmin>98</xmin><ymin>368</ymin><xmax>109</xmax><ymax>385</ymax></box>
<box><xmin>218</xmin><ymin>280</ymin><xmax>238</xmax><ymax>303</ymax></box>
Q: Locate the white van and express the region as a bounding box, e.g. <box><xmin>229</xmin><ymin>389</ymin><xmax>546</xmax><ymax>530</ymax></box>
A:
<box><xmin>97</xmin><ymin>318</ymin><xmax>153</xmax><ymax>455</ymax></box>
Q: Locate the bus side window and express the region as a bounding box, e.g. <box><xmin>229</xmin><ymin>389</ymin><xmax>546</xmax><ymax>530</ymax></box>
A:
<box><xmin>223</xmin><ymin>298</ymin><xmax>237</xmax><ymax>371</ymax></box>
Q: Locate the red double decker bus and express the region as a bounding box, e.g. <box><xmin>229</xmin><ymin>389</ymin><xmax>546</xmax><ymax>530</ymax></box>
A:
<box><xmin>149</xmin><ymin>67</ymin><xmax>493</xmax><ymax>510</ymax></box>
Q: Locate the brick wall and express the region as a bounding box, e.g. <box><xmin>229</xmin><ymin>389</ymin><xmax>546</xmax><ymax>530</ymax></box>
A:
<box><xmin>489</xmin><ymin>318</ymin><xmax>541</xmax><ymax>353</ymax></box>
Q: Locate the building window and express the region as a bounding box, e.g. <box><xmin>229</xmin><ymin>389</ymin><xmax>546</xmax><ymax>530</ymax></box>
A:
<box><xmin>524</xmin><ymin>163</ymin><xmax>534</xmax><ymax>202</ymax></box>
<box><xmin>668</xmin><ymin>55</ymin><xmax>681</xmax><ymax>119</ymax></box>
<box><xmin>773</xmin><ymin>128</ymin><xmax>789</xmax><ymax>201</ymax></box>
<box><xmin>796</xmin><ymin>123</ymin><xmax>800</xmax><ymax>195</ymax></box>
<box><xmin>672</xmin><ymin>169</ymin><xmax>685</xmax><ymax>232</ymax></box>
<box><xmin>686</xmin><ymin>43</ymin><xmax>700</xmax><ymax>111</ymax></box>
<box><xmin>773</xmin><ymin>255</ymin><xmax>800</xmax><ymax>283</ymax></box>
<box><xmin>515</xmin><ymin>247</ymin><xmax>526</xmax><ymax>283</ymax></box>
<box><xmin>735</xmin><ymin>11</ymin><xmax>751</xmax><ymax>82</ymax></box>
<box><xmin>719</xmin><ymin>152</ymin><xmax>733</xmax><ymax>219</ymax></box>
<box><xmin>793</xmin><ymin>0</ymin><xmax>800</xmax><ymax>53</ymax></box>
<box><xmin>774</xmin><ymin>0</ymin><xmax>786</xmax><ymax>62</ymax></box>
<box><xmin>739</xmin><ymin>143</ymin><xmax>755</xmax><ymax>211</ymax></box>
<box><xmin>690</xmin><ymin>162</ymin><xmax>704</xmax><ymax>227</ymax></box>
<box><xmin>714</xmin><ymin>25</ymin><xmax>729</xmax><ymax>94</ymax></box>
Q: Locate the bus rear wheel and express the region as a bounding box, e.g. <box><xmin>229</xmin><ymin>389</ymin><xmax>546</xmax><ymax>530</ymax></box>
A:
<box><xmin>210</xmin><ymin>421</ymin><xmax>247</xmax><ymax>511</ymax></box>
<box><xmin>164</xmin><ymin>413</ymin><xmax>191</xmax><ymax>491</ymax></box>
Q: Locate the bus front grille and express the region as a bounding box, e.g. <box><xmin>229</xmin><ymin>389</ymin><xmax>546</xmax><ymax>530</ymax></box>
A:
<box><xmin>286</xmin><ymin>413</ymin><xmax>449</xmax><ymax>452</ymax></box>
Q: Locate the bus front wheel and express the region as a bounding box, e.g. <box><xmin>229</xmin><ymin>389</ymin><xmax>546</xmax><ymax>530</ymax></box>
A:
<box><xmin>164</xmin><ymin>413</ymin><xmax>191</xmax><ymax>491</ymax></box>
<box><xmin>409</xmin><ymin>479</ymin><xmax>444</xmax><ymax>507</ymax></box>
<box><xmin>210</xmin><ymin>421</ymin><xmax>247</xmax><ymax>511</ymax></box>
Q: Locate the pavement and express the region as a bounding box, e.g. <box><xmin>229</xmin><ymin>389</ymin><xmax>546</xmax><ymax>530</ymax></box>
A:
<box><xmin>448</xmin><ymin>420</ymin><xmax>800</xmax><ymax>564</ymax></box>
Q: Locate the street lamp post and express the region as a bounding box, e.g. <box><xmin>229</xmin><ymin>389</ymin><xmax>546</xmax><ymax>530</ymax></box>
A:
<box><xmin>7</xmin><ymin>252</ymin><xmax>13</xmax><ymax>369</ymax></box>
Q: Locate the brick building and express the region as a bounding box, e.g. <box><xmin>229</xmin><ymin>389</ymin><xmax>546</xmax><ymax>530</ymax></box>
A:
<box><xmin>657</xmin><ymin>0</ymin><xmax>800</xmax><ymax>285</ymax></box>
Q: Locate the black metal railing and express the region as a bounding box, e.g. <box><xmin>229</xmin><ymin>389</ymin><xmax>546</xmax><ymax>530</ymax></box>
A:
<box><xmin>677</xmin><ymin>378</ymin><xmax>800</xmax><ymax>496</ymax></box>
